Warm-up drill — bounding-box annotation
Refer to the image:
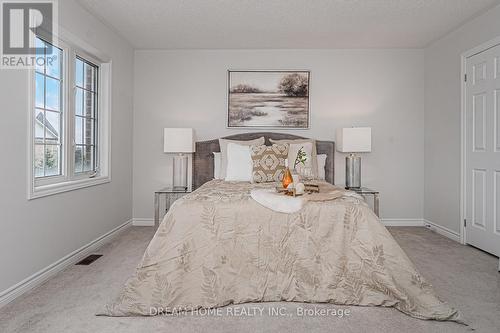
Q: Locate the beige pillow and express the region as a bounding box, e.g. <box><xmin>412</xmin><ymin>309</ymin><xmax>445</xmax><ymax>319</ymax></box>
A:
<box><xmin>250</xmin><ymin>144</ymin><xmax>289</xmax><ymax>183</ymax></box>
<box><xmin>270</xmin><ymin>138</ymin><xmax>318</xmax><ymax>179</ymax></box>
<box><xmin>219</xmin><ymin>137</ymin><xmax>265</xmax><ymax>178</ymax></box>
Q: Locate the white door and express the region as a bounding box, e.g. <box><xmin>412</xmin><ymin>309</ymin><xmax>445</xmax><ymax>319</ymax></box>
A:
<box><xmin>465</xmin><ymin>43</ymin><xmax>500</xmax><ymax>260</ymax></box>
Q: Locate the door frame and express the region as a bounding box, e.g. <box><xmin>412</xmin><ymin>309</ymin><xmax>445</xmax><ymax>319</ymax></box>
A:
<box><xmin>460</xmin><ymin>36</ymin><xmax>500</xmax><ymax>245</ymax></box>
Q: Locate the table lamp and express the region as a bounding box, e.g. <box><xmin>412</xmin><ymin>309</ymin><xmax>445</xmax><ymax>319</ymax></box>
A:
<box><xmin>336</xmin><ymin>127</ymin><xmax>372</xmax><ymax>189</ymax></box>
<box><xmin>163</xmin><ymin>128</ymin><xmax>195</xmax><ymax>190</ymax></box>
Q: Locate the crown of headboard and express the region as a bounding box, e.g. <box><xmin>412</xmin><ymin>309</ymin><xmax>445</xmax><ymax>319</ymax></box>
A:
<box><xmin>192</xmin><ymin>132</ymin><xmax>335</xmax><ymax>189</ymax></box>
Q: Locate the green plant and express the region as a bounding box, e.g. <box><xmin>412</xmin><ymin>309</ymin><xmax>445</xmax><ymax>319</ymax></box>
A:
<box><xmin>294</xmin><ymin>146</ymin><xmax>307</xmax><ymax>169</ymax></box>
<box><xmin>45</xmin><ymin>147</ymin><xmax>57</xmax><ymax>169</ymax></box>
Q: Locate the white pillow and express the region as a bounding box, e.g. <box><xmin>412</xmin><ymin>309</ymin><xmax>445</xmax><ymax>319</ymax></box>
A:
<box><xmin>213</xmin><ymin>152</ymin><xmax>222</xmax><ymax>179</ymax></box>
<box><xmin>317</xmin><ymin>154</ymin><xmax>327</xmax><ymax>180</ymax></box>
<box><xmin>219</xmin><ymin>137</ymin><xmax>265</xmax><ymax>179</ymax></box>
<box><xmin>225</xmin><ymin>143</ymin><xmax>253</xmax><ymax>182</ymax></box>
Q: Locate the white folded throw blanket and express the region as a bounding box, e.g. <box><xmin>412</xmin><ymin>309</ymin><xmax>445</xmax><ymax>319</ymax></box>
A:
<box><xmin>250</xmin><ymin>189</ymin><xmax>305</xmax><ymax>213</ymax></box>
<box><xmin>250</xmin><ymin>188</ymin><xmax>363</xmax><ymax>214</ymax></box>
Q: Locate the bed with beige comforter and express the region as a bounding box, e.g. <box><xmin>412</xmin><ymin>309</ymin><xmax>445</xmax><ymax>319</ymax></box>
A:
<box><xmin>101</xmin><ymin>180</ymin><xmax>461</xmax><ymax>322</ymax></box>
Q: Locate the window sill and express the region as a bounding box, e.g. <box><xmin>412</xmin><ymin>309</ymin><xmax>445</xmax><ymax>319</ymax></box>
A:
<box><xmin>28</xmin><ymin>176</ymin><xmax>110</xmax><ymax>200</ymax></box>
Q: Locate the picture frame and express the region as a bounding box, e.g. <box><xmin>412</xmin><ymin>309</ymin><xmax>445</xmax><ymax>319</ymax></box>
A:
<box><xmin>227</xmin><ymin>70</ymin><xmax>310</xmax><ymax>129</ymax></box>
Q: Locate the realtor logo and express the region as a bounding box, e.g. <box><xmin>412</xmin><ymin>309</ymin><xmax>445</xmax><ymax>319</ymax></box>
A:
<box><xmin>1</xmin><ymin>0</ymin><xmax>57</xmax><ymax>69</ymax></box>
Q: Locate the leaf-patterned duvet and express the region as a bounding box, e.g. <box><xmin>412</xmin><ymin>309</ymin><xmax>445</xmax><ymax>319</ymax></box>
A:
<box><xmin>100</xmin><ymin>180</ymin><xmax>461</xmax><ymax>323</ymax></box>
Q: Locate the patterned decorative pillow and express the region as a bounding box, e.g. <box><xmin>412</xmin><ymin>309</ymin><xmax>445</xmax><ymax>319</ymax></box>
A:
<box><xmin>250</xmin><ymin>144</ymin><xmax>289</xmax><ymax>183</ymax></box>
<box><xmin>270</xmin><ymin>138</ymin><xmax>318</xmax><ymax>179</ymax></box>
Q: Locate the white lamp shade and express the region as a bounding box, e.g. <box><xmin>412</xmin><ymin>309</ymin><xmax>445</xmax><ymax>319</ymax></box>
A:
<box><xmin>336</xmin><ymin>127</ymin><xmax>372</xmax><ymax>153</ymax></box>
<box><xmin>163</xmin><ymin>128</ymin><xmax>195</xmax><ymax>153</ymax></box>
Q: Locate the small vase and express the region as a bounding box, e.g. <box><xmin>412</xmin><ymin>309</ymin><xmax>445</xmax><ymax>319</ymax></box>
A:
<box><xmin>282</xmin><ymin>161</ymin><xmax>293</xmax><ymax>189</ymax></box>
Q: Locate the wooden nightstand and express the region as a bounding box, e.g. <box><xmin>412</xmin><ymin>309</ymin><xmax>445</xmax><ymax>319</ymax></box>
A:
<box><xmin>348</xmin><ymin>187</ymin><xmax>380</xmax><ymax>217</ymax></box>
<box><xmin>154</xmin><ymin>188</ymin><xmax>190</xmax><ymax>226</ymax></box>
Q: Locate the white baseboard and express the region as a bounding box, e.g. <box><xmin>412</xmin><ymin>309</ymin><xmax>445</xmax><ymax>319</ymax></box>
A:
<box><xmin>423</xmin><ymin>219</ymin><xmax>461</xmax><ymax>243</ymax></box>
<box><xmin>0</xmin><ymin>219</ymin><xmax>132</xmax><ymax>309</ymax></box>
<box><xmin>381</xmin><ymin>218</ymin><xmax>424</xmax><ymax>227</ymax></box>
<box><xmin>132</xmin><ymin>218</ymin><xmax>154</xmax><ymax>227</ymax></box>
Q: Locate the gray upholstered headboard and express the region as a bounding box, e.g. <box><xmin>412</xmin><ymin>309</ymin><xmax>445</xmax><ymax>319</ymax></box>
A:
<box><xmin>193</xmin><ymin>132</ymin><xmax>335</xmax><ymax>189</ymax></box>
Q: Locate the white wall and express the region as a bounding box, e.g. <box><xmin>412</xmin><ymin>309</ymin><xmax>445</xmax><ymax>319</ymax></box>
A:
<box><xmin>133</xmin><ymin>49</ymin><xmax>425</xmax><ymax>221</ymax></box>
<box><xmin>0</xmin><ymin>0</ymin><xmax>134</xmax><ymax>293</ymax></box>
<box><xmin>424</xmin><ymin>4</ymin><xmax>500</xmax><ymax>233</ymax></box>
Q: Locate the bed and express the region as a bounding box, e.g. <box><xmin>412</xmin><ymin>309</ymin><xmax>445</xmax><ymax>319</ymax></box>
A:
<box><xmin>101</xmin><ymin>133</ymin><xmax>461</xmax><ymax>323</ymax></box>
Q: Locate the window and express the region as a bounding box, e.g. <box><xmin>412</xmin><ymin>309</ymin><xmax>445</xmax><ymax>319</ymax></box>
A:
<box><xmin>29</xmin><ymin>35</ymin><xmax>111</xmax><ymax>199</ymax></box>
<box><xmin>74</xmin><ymin>57</ymin><xmax>98</xmax><ymax>175</ymax></box>
<box><xmin>34</xmin><ymin>38</ymin><xmax>63</xmax><ymax>178</ymax></box>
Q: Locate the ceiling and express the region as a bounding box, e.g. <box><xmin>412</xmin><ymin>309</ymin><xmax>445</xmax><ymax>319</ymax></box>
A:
<box><xmin>76</xmin><ymin>0</ymin><xmax>500</xmax><ymax>49</ymax></box>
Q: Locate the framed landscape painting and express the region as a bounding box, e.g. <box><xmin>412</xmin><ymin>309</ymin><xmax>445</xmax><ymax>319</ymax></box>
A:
<box><xmin>227</xmin><ymin>70</ymin><xmax>310</xmax><ymax>128</ymax></box>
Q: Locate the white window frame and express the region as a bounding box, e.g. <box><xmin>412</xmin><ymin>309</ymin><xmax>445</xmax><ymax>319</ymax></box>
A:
<box><xmin>32</xmin><ymin>37</ymin><xmax>67</xmax><ymax>185</ymax></box>
<box><xmin>27</xmin><ymin>31</ymin><xmax>112</xmax><ymax>200</ymax></box>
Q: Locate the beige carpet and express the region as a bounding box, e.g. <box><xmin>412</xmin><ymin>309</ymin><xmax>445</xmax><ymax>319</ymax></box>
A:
<box><xmin>0</xmin><ymin>226</ymin><xmax>498</xmax><ymax>333</ymax></box>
